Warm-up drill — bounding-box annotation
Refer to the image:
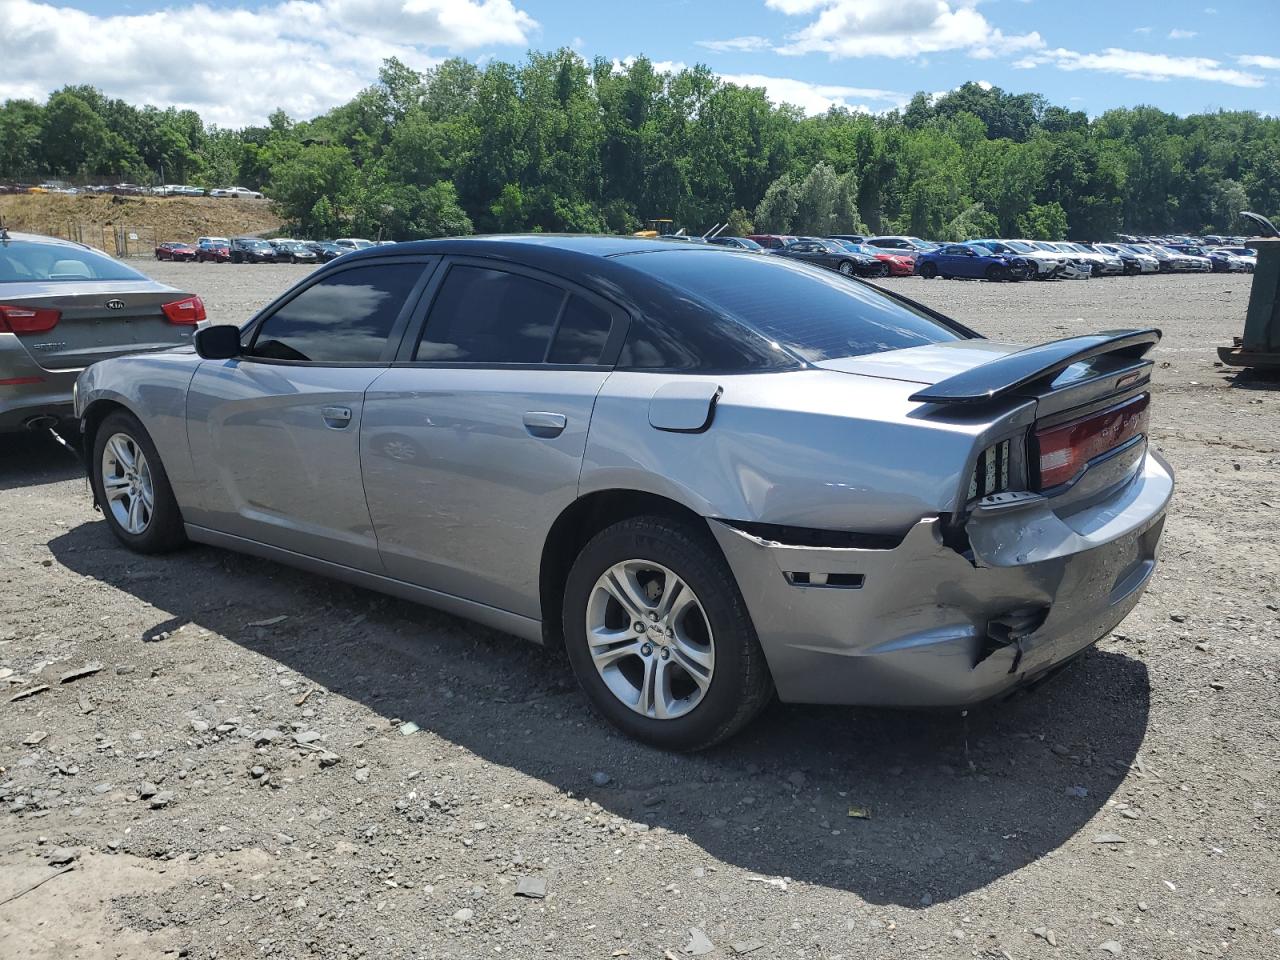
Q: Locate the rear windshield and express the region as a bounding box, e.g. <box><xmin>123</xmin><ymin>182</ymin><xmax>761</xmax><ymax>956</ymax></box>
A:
<box><xmin>625</xmin><ymin>250</ymin><xmax>963</xmax><ymax>363</ymax></box>
<box><xmin>0</xmin><ymin>241</ymin><xmax>148</xmax><ymax>282</ymax></box>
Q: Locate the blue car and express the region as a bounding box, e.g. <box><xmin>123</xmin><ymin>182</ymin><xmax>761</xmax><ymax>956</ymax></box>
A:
<box><xmin>916</xmin><ymin>243</ymin><xmax>1026</xmax><ymax>281</ymax></box>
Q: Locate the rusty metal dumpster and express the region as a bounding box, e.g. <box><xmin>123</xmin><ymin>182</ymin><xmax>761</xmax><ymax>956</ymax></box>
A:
<box><xmin>1219</xmin><ymin>214</ymin><xmax>1280</xmax><ymax>370</ymax></box>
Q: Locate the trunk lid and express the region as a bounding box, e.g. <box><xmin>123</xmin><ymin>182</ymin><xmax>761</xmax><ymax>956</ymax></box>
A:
<box><xmin>0</xmin><ymin>280</ymin><xmax>197</xmax><ymax>370</ymax></box>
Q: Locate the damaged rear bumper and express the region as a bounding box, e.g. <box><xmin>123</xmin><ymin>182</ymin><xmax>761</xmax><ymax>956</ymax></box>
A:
<box><xmin>708</xmin><ymin>450</ymin><xmax>1173</xmax><ymax>707</ymax></box>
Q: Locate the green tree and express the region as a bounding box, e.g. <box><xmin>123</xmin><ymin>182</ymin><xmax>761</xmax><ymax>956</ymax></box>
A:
<box><xmin>755</xmin><ymin>173</ymin><xmax>798</xmax><ymax>232</ymax></box>
<box><xmin>1018</xmin><ymin>201</ymin><xmax>1069</xmax><ymax>239</ymax></box>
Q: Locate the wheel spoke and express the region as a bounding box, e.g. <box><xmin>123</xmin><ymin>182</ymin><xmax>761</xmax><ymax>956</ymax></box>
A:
<box><xmin>127</xmin><ymin>494</ymin><xmax>144</xmax><ymax>533</ymax></box>
<box><xmin>108</xmin><ymin>435</ymin><xmax>135</xmax><ymax>473</ymax></box>
<box><xmin>670</xmin><ymin>643</ymin><xmax>713</xmax><ymax>690</ymax></box>
<box><xmin>602</xmin><ymin>565</ymin><xmax>651</xmax><ymax>621</ymax></box>
<box><xmin>588</xmin><ymin>627</ymin><xmax>643</xmax><ymax>670</ymax></box>
<box><xmin>637</xmin><ymin>655</ymin><xmax>671</xmax><ymax>720</ymax></box>
<box><xmin>655</xmin><ymin>575</ymin><xmax>686</xmax><ymax>620</ymax></box>
<box><xmin>103</xmin><ymin>476</ymin><xmax>130</xmax><ymax>501</ymax></box>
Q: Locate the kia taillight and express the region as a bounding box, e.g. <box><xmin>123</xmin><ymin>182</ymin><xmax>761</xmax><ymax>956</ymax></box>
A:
<box><xmin>1033</xmin><ymin>393</ymin><xmax>1150</xmax><ymax>490</ymax></box>
<box><xmin>161</xmin><ymin>295</ymin><xmax>207</xmax><ymax>325</ymax></box>
<box><xmin>0</xmin><ymin>304</ymin><xmax>61</xmax><ymax>333</ymax></box>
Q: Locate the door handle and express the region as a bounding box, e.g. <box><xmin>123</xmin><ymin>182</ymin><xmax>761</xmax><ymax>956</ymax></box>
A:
<box><xmin>321</xmin><ymin>405</ymin><xmax>353</xmax><ymax>428</ymax></box>
<box><xmin>523</xmin><ymin>411</ymin><xmax>567</xmax><ymax>438</ymax></box>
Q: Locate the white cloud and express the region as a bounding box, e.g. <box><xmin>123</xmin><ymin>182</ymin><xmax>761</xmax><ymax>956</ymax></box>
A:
<box><xmin>1133</xmin><ymin>26</ymin><xmax>1152</xmax><ymax>34</ymax></box>
<box><xmin>1168</xmin><ymin>29</ymin><xmax>1197</xmax><ymax>39</ymax></box>
<box><xmin>766</xmin><ymin>0</ymin><xmax>1043</xmax><ymax>60</ymax></box>
<box><xmin>718</xmin><ymin>73</ymin><xmax>907</xmax><ymax>114</ymax></box>
<box><xmin>696</xmin><ymin>36</ymin><xmax>773</xmax><ymax>53</ymax></box>
<box><xmin>1018</xmin><ymin>47</ymin><xmax>1265</xmax><ymax>88</ymax></box>
<box><xmin>1238</xmin><ymin>54</ymin><xmax>1280</xmax><ymax>70</ymax></box>
<box><xmin>611</xmin><ymin>57</ymin><xmax>689</xmax><ymax>75</ymax></box>
<box><xmin>0</xmin><ymin>0</ymin><xmax>537</xmax><ymax>127</ymax></box>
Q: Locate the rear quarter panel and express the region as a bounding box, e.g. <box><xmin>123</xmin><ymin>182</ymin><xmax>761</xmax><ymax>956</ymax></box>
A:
<box><xmin>76</xmin><ymin>351</ymin><xmax>203</xmax><ymax>504</ymax></box>
<box><xmin>583</xmin><ymin>370</ymin><xmax>1019</xmax><ymax>534</ymax></box>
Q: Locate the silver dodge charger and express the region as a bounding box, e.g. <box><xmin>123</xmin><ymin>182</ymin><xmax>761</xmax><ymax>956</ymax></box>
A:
<box><xmin>74</xmin><ymin>236</ymin><xmax>1174</xmax><ymax>750</ymax></box>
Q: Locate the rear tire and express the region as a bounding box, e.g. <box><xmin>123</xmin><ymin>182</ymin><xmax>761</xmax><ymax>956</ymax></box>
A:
<box><xmin>562</xmin><ymin>516</ymin><xmax>773</xmax><ymax>751</ymax></box>
<box><xmin>89</xmin><ymin>411</ymin><xmax>186</xmax><ymax>554</ymax></box>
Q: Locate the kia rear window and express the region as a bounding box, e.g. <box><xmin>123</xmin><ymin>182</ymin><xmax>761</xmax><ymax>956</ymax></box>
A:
<box><xmin>0</xmin><ymin>242</ymin><xmax>148</xmax><ymax>282</ymax></box>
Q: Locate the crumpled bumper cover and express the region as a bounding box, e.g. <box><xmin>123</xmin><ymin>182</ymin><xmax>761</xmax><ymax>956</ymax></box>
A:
<box><xmin>709</xmin><ymin>451</ymin><xmax>1173</xmax><ymax>707</ymax></box>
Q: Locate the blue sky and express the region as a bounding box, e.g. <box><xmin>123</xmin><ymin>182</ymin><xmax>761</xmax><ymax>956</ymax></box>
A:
<box><xmin>1</xmin><ymin>0</ymin><xmax>1276</xmax><ymax>127</ymax></box>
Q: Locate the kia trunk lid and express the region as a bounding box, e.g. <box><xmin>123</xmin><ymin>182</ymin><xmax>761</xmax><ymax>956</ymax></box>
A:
<box><xmin>0</xmin><ymin>280</ymin><xmax>200</xmax><ymax>370</ymax></box>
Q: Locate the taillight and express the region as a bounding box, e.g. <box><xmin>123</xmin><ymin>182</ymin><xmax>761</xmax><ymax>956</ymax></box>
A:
<box><xmin>161</xmin><ymin>295</ymin><xmax>207</xmax><ymax>325</ymax></box>
<box><xmin>0</xmin><ymin>304</ymin><xmax>61</xmax><ymax>333</ymax></box>
<box><xmin>1033</xmin><ymin>393</ymin><xmax>1150</xmax><ymax>490</ymax></box>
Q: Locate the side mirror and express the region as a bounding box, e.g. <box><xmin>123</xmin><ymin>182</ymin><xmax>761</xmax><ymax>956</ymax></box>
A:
<box><xmin>195</xmin><ymin>324</ymin><xmax>242</xmax><ymax>360</ymax></box>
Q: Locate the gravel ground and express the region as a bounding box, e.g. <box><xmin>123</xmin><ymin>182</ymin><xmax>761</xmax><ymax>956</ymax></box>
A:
<box><xmin>2</xmin><ymin>263</ymin><xmax>1277</xmax><ymax>960</ymax></box>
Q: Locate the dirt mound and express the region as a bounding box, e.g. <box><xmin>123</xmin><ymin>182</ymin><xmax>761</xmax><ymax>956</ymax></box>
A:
<box><xmin>0</xmin><ymin>193</ymin><xmax>284</xmax><ymax>245</ymax></box>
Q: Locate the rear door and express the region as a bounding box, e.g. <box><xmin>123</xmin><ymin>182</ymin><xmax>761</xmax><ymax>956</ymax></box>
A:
<box><xmin>361</xmin><ymin>258</ymin><xmax>626</xmax><ymax>618</ymax></box>
<box><xmin>185</xmin><ymin>257</ymin><xmax>435</xmax><ymax>570</ymax></box>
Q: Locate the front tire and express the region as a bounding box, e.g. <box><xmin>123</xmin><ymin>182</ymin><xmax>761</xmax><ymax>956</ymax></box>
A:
<box><xmin>919</xmin><ymin>261</ymin><xmax>938</xmax><ymax>279</ymax></box>
<box><xmin>837</xmin><ymin>260</ymin><xmax>854</xmax><ymax>276</ymax></box>
<box><xmin>90</xmin><ymin>411</ymin><xmax>186</xmax><ymax>553</ymax></box>
<box><xmin>562</xmin><ymin>516</ymin><xmax>773</xmax><ymax>751</ymax></box>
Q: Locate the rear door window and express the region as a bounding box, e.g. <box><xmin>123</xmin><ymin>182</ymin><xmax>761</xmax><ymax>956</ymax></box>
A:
<box><xmin>249</xmin><ymin>262</ymin><xmax>424</xmax><ymax>363</ymax></box>
<box><xmin>415</xmin><ymin>264</ymin><xmax>614</xmax><ymax>366</ymax></box>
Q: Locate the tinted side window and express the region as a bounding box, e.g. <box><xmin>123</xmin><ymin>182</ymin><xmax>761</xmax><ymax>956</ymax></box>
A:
<box><xmin>547</xmin><ymin>295</ymin><xmax>613</xmax><ymax>365</ymax></box>
<box><xmin>417</xmin><ymin>266</ymin><xmax>566</xmax><ymax>363</ymax></box>
<box><xmin>251</xmin><ymin>263</ymin><xmax>422</xmax><ymax>362</ymax></box>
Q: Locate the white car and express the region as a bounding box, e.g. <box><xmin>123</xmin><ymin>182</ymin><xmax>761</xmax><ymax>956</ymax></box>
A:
<box><xmin>210</xmin><ymin>186</ymin><xmax>265</xmax><ymax>200</ymax></box>
<box><xmin>998</xmin><ymin>239</ymin><xmax>1068</xmax><ymax>278</ymax></box>
<box><xmin>332</xmin><ymin>238</ymin><xmax>376</xmax><ymax>250</ymax></box>
<box><xmin>1097</xmin><ymin>243</ymin><xmax>1160</xmax><ymax>274</ymax></box>
<box><xmin>1208</xmin><ymin>247</ymin><xmax>1256</xmax><ymax>272</ymax></box>
<box><xmin>1045</xmin><ymin>242</ymin><xmax>1123</xmax><ymax>276</ymax></box>
<box><xmin>1023</xmin><ymin>240</ymin><xmax>1095</xmax><ymax>279</ymax></box>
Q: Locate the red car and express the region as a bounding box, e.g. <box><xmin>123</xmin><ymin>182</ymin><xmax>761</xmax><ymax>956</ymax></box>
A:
<box><xmin>195</xmin><ymin>240</ymin><xmax>231</xmax><ymax>263</ymax></box>
<box><xmin>746</xmin><ymin>234</ymin><xmax>799</xmax><ymax>250</ymax></box>
<box><xmin>826</xmin><ymin>239</ymin><xmax>915</xmax><ymax>277</ymax></box>
<box><xmin>155</xmin><ymin>241</ymin><xmax>197</xmax><ymax>262</ymax></box>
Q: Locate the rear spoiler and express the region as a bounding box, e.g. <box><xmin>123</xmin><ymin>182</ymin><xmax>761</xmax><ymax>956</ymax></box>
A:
<box><xmin>909</xmin><ymin>329</ymin><xmax>1161</xmax><ymax>404</ymax></box>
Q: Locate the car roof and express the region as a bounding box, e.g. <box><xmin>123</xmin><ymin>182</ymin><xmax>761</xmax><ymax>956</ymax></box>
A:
<box><xmin>335</xmin><ymin>233</ymin><xmax>734</xmax><ymax>265</ymax></box>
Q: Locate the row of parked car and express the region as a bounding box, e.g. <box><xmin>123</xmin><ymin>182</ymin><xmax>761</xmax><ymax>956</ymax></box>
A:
<box><xmin>154</xmin><ymin>236</ymin><xmax>386</xmax><ymax>264</ymax></box>
<box><xmin>692</xmin><ymin>232</ymin><xmax>1258</xmax><ymax>281</ymax></box>
<box><xmin>18</xmin><ymin>182</ymin><xmax>266</xmax><ymax>199</ymax></box>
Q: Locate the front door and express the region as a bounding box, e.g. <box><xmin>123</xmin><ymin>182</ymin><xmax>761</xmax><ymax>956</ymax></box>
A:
<box><xmin>185</xmin><ymin>258</ymin><xmax>433</xmax><ymax>570</ymax></box>
<box><xmin>361</xmin><ymin>259</ymin><xmax>625</xmax><ymax>619</ymax></box>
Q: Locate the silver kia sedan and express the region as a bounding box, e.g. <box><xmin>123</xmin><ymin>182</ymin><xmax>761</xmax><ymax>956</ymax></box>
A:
<box><xmin>74</xmin><ymin>236</ymin><xmax>1173</xmax><ymax>750</ymax></box>
<box><xmin>0</xmin><ymin>229</ymin><xmax>204</xmax><ymax>432</ymax></box>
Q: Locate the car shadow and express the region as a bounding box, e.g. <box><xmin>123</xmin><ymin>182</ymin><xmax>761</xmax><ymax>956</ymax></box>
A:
<box><xmin>1221</xmin><ymin>366</ymin><xmax>1280</xmax><ymax>390</ymax></box>
<box><xmin>0</xmin><ymin>430</ymin><xmax>84</xmax><ymax>491</ymax></box>
<box><xmin>48</xmin><ymin>520</ymin><xmax>1150</xmax><ymax>907</ymax></box>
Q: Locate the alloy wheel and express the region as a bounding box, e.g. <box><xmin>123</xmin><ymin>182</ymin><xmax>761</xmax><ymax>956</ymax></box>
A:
<box><xmin>101</xmin><ymin>432</ymin><xmax>154</xmax><ymax>535</ymax></box>
<box><xmin>585</xmin><ymin>560</ymin><xmax>715</xmax><ymax>720</ymax></box>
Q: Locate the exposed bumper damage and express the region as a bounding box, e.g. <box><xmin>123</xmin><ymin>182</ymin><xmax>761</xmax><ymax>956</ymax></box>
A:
<box><xmin>709</xmin><ymin>451</ymin><xmax>1174</xmax><ymax>707</ymax></box>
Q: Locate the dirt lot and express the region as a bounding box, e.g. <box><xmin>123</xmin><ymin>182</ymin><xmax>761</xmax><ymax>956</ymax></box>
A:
<box><xmin>2</xmin><ymin>264</ymin><xmax>1277</xmax><ymax>959</ymax></box>
<box><xmin>0</xmin><ymin>194</ymin><xmax>283</xmax><ymax>246</ymax></box>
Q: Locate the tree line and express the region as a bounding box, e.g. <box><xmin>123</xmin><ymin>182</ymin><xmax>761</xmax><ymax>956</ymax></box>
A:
<box><xmin>2</xmin><ymin>51</ymin><xmax>1278</xmax><ymax>241</ymax></box>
